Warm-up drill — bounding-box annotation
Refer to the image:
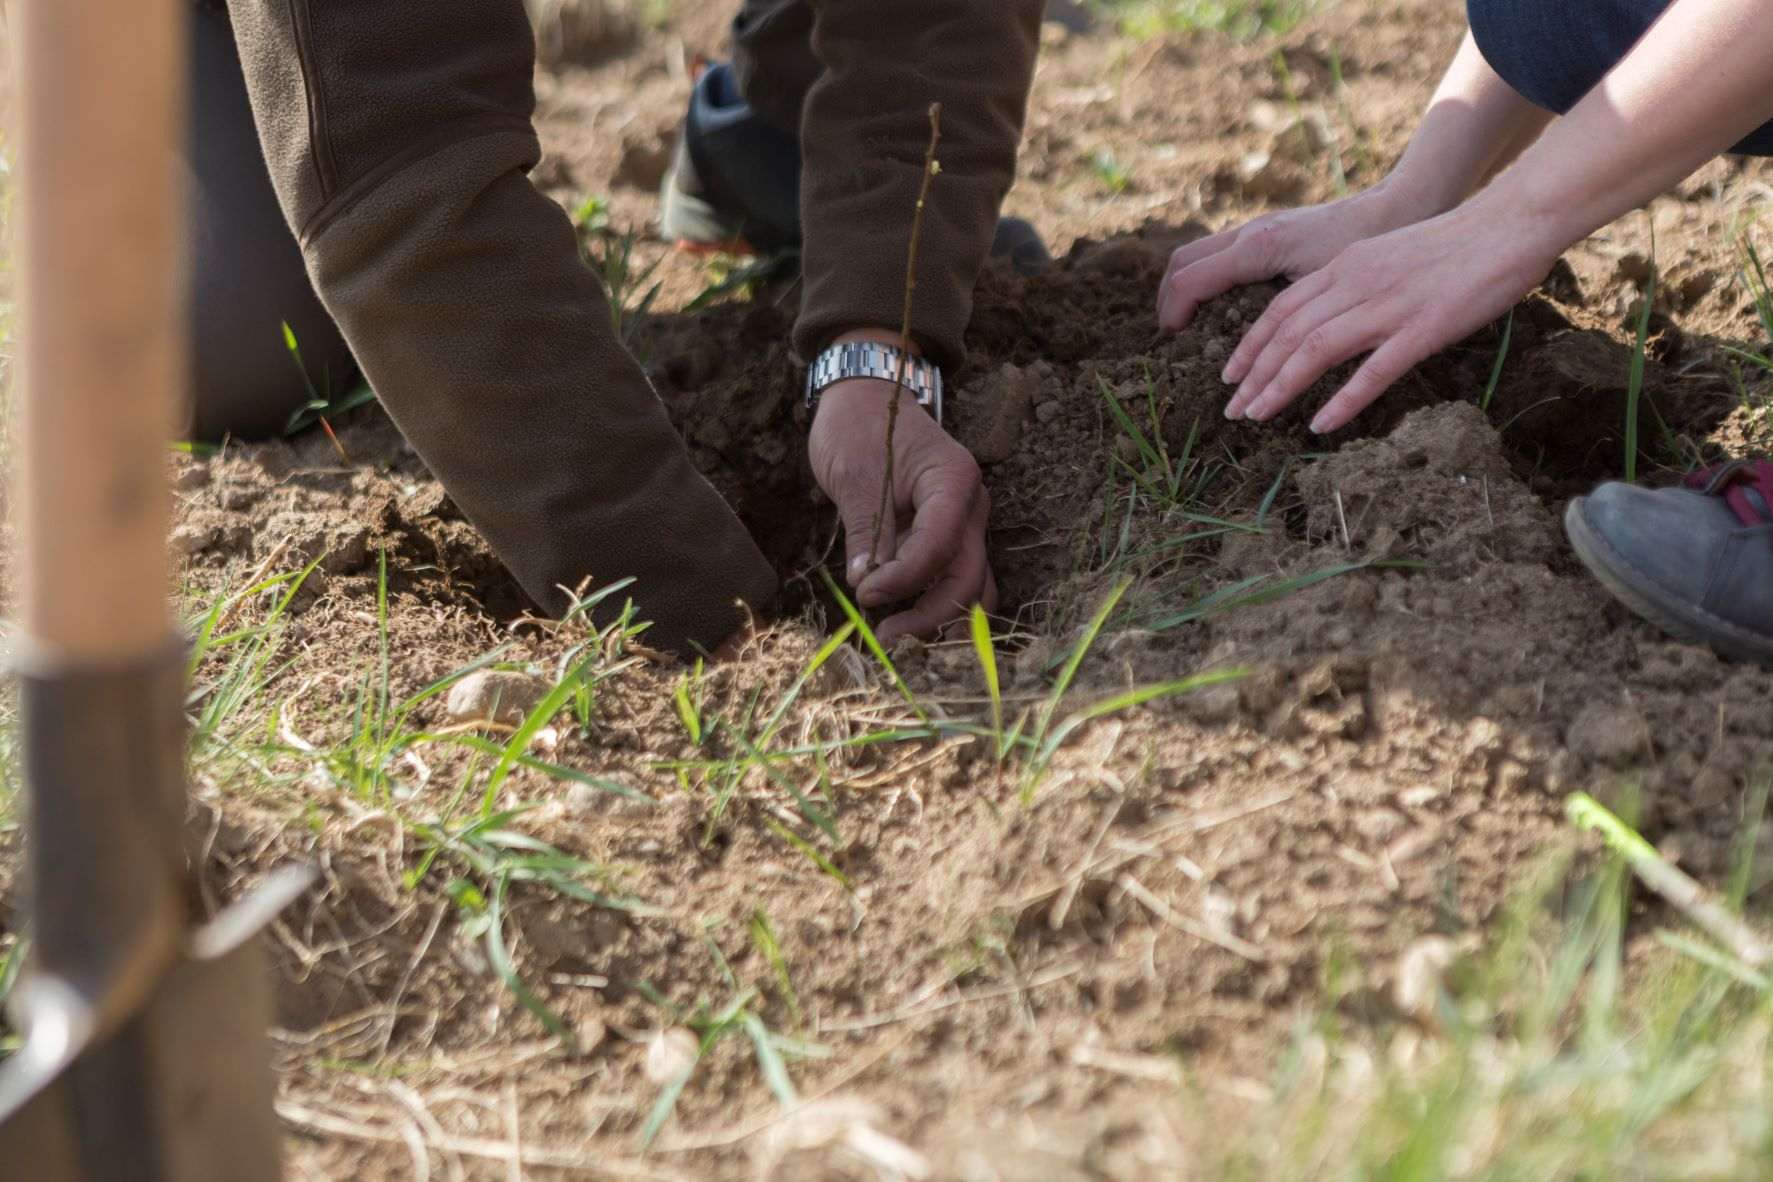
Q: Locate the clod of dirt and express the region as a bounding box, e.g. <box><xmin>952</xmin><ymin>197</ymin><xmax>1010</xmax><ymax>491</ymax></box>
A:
<box><xmin>171</xmin><ymin>461</ymin><xmax>212</xmax><ymax>492</ymax></box>
<box><xmin>1073</xmin><ymin>237</ymin><xmax>1170</xmax><ymax>278</ymax></box>
<box><xmin>263</xmin><ymin>512</ymin><xmax>375</xmax><ymax>576</ymax></box>
<box><xmin>1566</xmin><ymin>702</ymin><xmax>1653</xmax><ymax>766</ymax></box>
<box><xmin>445</xmin><ymin>670</ymin><xmax>551</xmax><ymax>728</ymax></box>
<box><xmin>576</xmin><ymin>1016</ymin><xmax>609</xmax><ymax>1058</ymax></box>
<box><xmin>1267</xmin><ymin>112</ymin><xmax>1333</xmax><ymax>165</ymax></box>
<box><xmin>170</xmin><ymin>522</ymin><xmax>220</xmax><ymax>556</ymax></box>
<box><xmin>1295</xmin><ymin>402</ymin><xmax>1560</xmax><ymax>574</ymax></box>
<box><xmin>1237</xmin><ymin>150</ymin><xmax>1307</xmax><ymax>202</ymax></box>
<box><xmin>953</xmin><ymin>362</ymin><xmax>1046</xmax><ymax>465</ymax></box>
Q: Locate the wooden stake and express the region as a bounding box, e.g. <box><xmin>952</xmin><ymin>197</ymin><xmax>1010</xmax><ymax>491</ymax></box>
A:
<box><xmin>16</xmin><ymin>0</ymin><xmax>184</xmax><ymax>661</ymax></box>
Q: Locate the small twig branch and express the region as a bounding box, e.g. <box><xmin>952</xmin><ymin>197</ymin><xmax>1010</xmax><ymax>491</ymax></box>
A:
<box><xmin>869</xmin><ymin>102</ymin><xmax>943</xmax><ymax>569</ymax></box>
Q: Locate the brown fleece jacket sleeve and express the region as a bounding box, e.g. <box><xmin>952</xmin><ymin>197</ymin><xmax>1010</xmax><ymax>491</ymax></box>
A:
<box><xmin>223</xmin><ymin>0</ymin><xmax>777</xmax><ymax>655</ymax></box>
<box><xmin>794</xmin><ymin>0</ymin><xmax>1043</xmax><ymax>372</ymax></box>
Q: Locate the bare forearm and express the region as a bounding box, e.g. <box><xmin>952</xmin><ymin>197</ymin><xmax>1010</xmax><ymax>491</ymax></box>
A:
<box><xmin>1379</xmin><ymin>33</ymin><xmax>1552</xmax><ymax>220</ymax></box>
<box><xmin>1477</xmin><ymin>0</ymin><xmax>1773</xmax><ymax>250</ymax></box>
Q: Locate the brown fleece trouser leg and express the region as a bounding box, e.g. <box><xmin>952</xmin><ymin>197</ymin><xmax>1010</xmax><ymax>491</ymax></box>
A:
<box><xmin>731</xmin><ymin>0</ymin><xmax>819</xmax><ymax>137</ymax></box>
<box><xmin>727</xmin><ymin>0</ymin><xmax>1042</xmax><ymax>367</ymax></box>
<box><xmin>221</xmin><ymin>0</ymin><xmax>777</xmax><ymax>654</ymax></box>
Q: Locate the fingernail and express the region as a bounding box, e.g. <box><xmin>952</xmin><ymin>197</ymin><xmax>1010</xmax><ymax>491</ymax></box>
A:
<box><xmin>1223</xmin><ymin>401</ymin><xmax>1240</xmax><ymax>420</ymax></box>
<box><xmin>1308</xmin><ymin>414</ymin><xmax>1329</xmax><ymax>434</ymax></box>
<box><xmin>847</xmin><ymin>556</ymin><xmax>869</xmax><ymax>584</ymax></box>
<box><xmin>1220</xmin><ymin>364</ymin><xmax>1237</xmax><ymax>385</ymax></box>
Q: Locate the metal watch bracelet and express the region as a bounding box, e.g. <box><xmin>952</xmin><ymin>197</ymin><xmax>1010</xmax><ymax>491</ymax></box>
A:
<box><xmin>804</xmin><ymin>341</ymin><xmax>944</xmax><ymax>425</ymax></box>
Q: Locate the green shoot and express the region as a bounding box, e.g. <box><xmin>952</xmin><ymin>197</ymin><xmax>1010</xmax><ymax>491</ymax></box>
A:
<box><xmin>418</xmin><ymin>805</ymin><xmax>653</xmax><ymax>1052</ymax></box>
<box><xmin>763</xmin><ymin>817</ymin><xmax>852</xmax><ymax>891</ymax></box>
<box><xmin>280</xmin><ymin>319</ymin><xmax>376</xmax><ymax>437</ymax></box>
<box><xmin>583</xmin><ymin>226</ymin><xmax>664</xmax><ymax>350</ymax></box>
<box><xmin>818</xmin><ymin>567</ymin><xmax>926</xmax><ymax>720</ymax></box>
<box><xmin>750</xmin><ymin>910</ymin><xmax>803</xmax><ymax>1027</ymax></box>
<box><xmin>1480</xmin><ymin>306</ymin><xmax>1514</xmax><ymax>413</ymax></box>
<box><xmin>1020</xmin><ymin>581</ymin><xmax>1244</xmax><ymax>800</ymax></box>
<box><xmin>1625</xmin><ymin>263</ymin><xmax>1657</xmax><ymax>484</ymax></box>
<box><xmin>572</xmin><ymin>194</ymin><xmax>611</xmax><ymax>236</ymax></box>
<box><xmin>1149</xmin><ymin>561</ymin><xmax>1398</xmax><ymax>632</ymax></box>
<box><xmin>1028</xmin><ymin>668</ymin><xmax>1248</xmax><ymax>797</ymax></box>
<box><xmin>684</xmin><ymin>248</ymin><xmax>801</xmax><ymax>313</ymax></box>
<box><xmin>722</xmin><ymin>721</ymin><xmax>840</xmax><ymax>844</ymax></box>
<box><xmin>1089</xmin><ymin>150</ymin><xmax>1132</xmax><ymax>195</ymax></box>
<box><xmin>1743</xmin><ymin>235</ymin><xmax>1773</xmax><ymax>361</ymax></box>
<box><xmin>674</xmin><ymin>658</ymin><xmax>705</xmax><ymax>746</ymax></box>
<box><xmin>1040</xmin><ymin>580</ymin><xmax>1131</xmax><ymax>740</ymax></box>
<box><xmin>1254</xmin><ymin>459</ymin><xmax>1290</xmax><ymax>528</ymax></box>
<box><xmin>969</xmin><ymin>604</ymin><xmax>1008</xmax><ymax>761</ymax></box>
<box><xmin>1568</xmin><ymin>792</ymin><xmax>1773</xmax><ymax>971</ymax></box>
<box><xmin>638</xmin><ymin>943</ymin><xmax>830</xmax><ymax>1147</ymax></box>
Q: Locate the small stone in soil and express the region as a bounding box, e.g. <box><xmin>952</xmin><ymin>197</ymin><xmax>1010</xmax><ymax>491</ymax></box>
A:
<box><xmin>446</xmin><ymin>669</ymin><xmax>552</xmax><ymax>728</ymax></box>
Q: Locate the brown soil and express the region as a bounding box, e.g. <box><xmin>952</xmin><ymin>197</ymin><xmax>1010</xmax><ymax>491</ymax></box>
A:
<box><xmin>9</xmin><ymin>1</ymin><xmax>1773</xmax><ymax>1178</ymax></box>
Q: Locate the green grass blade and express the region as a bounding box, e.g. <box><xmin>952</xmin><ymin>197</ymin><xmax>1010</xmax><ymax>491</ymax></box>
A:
<box><xmin>486</xmin><ymin>874</ymin><xmax>575</xmax><ymax>1050</ymax></box>
<box><xmin>1625</xmin><ymin>267</ymin><xmax>1656</xmax><ymax>483</ymax></box>
<box><xmin>1480</xmin><ymin>306</ymin><xmax>1514</xmax><ymax>413</ymax></box>
<box><xmin>1150</xmin><ymin>562</ymin><xmax>1407</xmax><ymax>632</ymax></box>
<box><xmin>817</xmin><ymin>567</ymin><xmax>925</xmax><ymax>719</ymax></box>
<box><xmin>1050</xmin><ymin>580</ymin><xmax>1130</xmax><ymax>708</ymax></box>
<box><xmin>740</xmin><ymin>1012</ymin><xmax>799</xmax><ymax>1107</ymax></box>
<box><xmin>1030</xmin><ymin>669</ymin><xmax>1248</xmax><ymax>793</ymax></box>
<box><xmin>757</xmin><ymin>620</ymin><xmax>859</xmax><ymax>746</ymax></box>
<box><xmin>750</xmin><ymin>910</ymin><xmax>802</xmax><ymax>1026</ymax></box>
<box><xmin>763</xmin><ymin>818</ymin><xmax>852</xmax><ymax>891</ymax></box>
<box><xmin>641</xmin><ymin>1067</ymin><xmax>695</xmax><ymax>1148</ymax></box>
<box><xmin>722</xmin><ymin>722</ymin><xmax>840</xmax><ymax>843</ymax></box>
<box><xmin>430</xmin><ymin>733</ymin><xmax>649</xmax><ymax>802</ymax></box>
<box><xmin>1654</xmin><ymin>929</ymin><xmax>1771</xmax><ymax>992</ymax></box>
<box><xmin>477</xmin><ymin>657</ymin><xmax>597</xmax><ymax>814</ymax></box>
<box><xmin>396</xmin><ymin>646</ymin><xmax>515</xmax><ymax>714</ymax></box>
<box><xmin>1255</xmin><ymin>460</ymin><xmax>1291</xmax><ymax>529</ymax></box>
<box><xmin>969</xmin><ymin>605</ymin><xmax>1004</xmax><ymax>752</ymax></box>
<box><xmin>674</xmin><ymin>676</ymin><xmax>703</xmax><ymax>746</ymax></box>
<box><xmin>1100</xmin><ymin>379</ymin><xmax>1164</xmax><ymax>478</ymax></box>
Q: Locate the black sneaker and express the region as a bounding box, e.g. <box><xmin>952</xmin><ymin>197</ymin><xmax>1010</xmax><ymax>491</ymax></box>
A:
<box><xmin>660</xmin><ymin>62</ymin><xmax>802</xmax><ymax>255</ymax></box>
<box><xmin>661</xmin><ymin>62</ymin><xmax>1051</xmax><ymax>274</ymax></box>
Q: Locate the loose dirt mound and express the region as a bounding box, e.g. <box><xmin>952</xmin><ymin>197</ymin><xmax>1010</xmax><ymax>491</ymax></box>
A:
<box><xmin>9</xmin><ymin>1</ymin><xmax>1773</xmax><ymax>1178</ymax></box>
<box><xmin>158</xmin><ymin>241</ymin><xmax>1772</xmax><ymax>1178</ymax></box>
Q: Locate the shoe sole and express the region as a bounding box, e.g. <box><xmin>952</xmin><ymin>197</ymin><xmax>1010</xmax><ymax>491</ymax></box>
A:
<box><xmin>659</xmin><ymin>169</ymin><xmax>756</xmax><ymax>255</ymax></box>
<box><xmin>1564</xmin><ymin>495</ymin><xmax>1773</xmax><ymax>665</ymax></box>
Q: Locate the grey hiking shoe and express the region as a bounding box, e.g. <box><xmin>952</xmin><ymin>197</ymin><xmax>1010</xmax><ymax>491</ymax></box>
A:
<box><xmin>662</xmin><ymin>62</ymin><xmax>1052</xmax><ymax>273</ymax></box>
<box><xmin>1565</xmin><ymin>460</ymin><xmax>1773</xmax><ymax>664</ymax></box>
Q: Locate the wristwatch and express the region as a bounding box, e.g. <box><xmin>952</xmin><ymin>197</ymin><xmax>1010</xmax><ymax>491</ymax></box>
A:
<box><xmin>804</xmin><ymin>341</ymin><xmax>944</xmax><ymax>425</ymax></box>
